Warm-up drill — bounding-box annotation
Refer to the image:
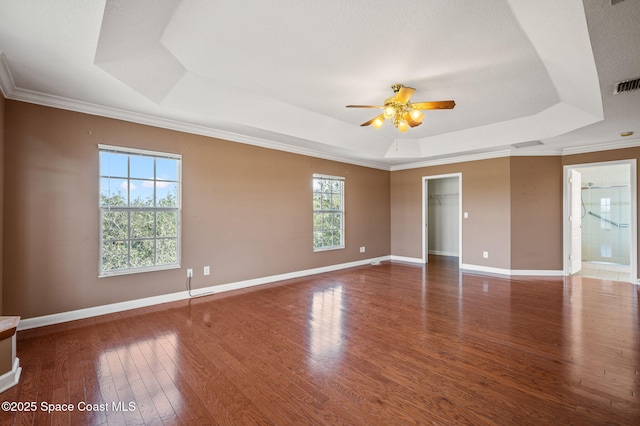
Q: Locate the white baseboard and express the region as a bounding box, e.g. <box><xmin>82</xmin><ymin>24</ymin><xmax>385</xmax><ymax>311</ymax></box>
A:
<box><xmin>461</xmin><ymin>263</ymin><xmax>564</xmax><ymax>277</ymax></box>
<box><xmin>18</xmin><ymin>256</ymin><xmax>391</xmax><ymax>331</ymax></box>
<box><xmin>0</xmin><ymin>358</ymin><xmax>21</xmax><ymax>394</ymax></box>
<box><xmin>390</xmin><ymin>255</ymin><xmax>424</xmax><ymax>264</ymax></box>
<box><xmin>18</xmin><ymin>257</ymin><xmax>569</xmax><ymax>331</ymax></box>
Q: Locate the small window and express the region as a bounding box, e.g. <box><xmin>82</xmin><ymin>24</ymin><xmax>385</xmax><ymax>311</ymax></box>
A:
<box><xmin>99</xmin><ymin>145</ymin><xmax>181</xmax><ymax>276</ymax></box>
<box><xmin>313</xmin><ymin>174</ymin><xmax>344</xmax><ymax>251</ymax></box>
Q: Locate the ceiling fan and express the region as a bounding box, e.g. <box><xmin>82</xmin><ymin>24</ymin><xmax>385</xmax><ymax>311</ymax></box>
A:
<box><xmin>346</xmin><ymin>84</ymin><xmax>455</xmax><ymax>132</ymax></box>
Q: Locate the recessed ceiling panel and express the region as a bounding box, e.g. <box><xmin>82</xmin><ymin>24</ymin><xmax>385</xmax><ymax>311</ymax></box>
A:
<box><xmin>0</xmin><ymin>0</ymin><xmax>634</xmax><ymax>168</ymax></box>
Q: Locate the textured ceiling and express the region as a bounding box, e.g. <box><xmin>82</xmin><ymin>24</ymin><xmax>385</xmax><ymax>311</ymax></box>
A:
<box><xmin>0</xmin><ymin>0</ymin><xmax>638</xmax><ymax>169</ymax></box>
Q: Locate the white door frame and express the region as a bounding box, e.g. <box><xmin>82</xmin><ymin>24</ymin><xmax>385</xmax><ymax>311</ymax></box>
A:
<box><xmin>422</xmin><ymin>173</ymin><xmax>463</xmax><ymax>265</ymax></box>
<box><xmin>562</xmin><ymin>159</ymin><xmax>637</xmax><ymax>284</ymax></box>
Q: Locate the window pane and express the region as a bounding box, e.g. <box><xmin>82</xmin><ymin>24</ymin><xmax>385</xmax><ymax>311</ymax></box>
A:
<box><xmin>321</xmin><ymin>194</ymin><xmax>331</xmax><ymax>209</ymax></box>
<box><xmin>313</xmin><ymin>213</ymin><xmax>323</xmax><ymax>230</ymax></box>
<box><xmin>102</xmin><ymin>211</ymin><xmax>128</xmax><ymax>240</ymax></box>
<box><xmin>100</xmin><ymin>152</ymin><xmax>128</xmax><ymax>178</ymax></box>
<box><xmin>157</xmin><ymin>158</ymin><xmax>178</xmax><ymax>181</ymax></box>
<box><xmin>313</xmin><ymin>232</ymin><xmax>323</xmax><ymax>248</ymax></box>
<box><xmin>313</xmin><ymin>193</ymin><xmax>322</xmax><ymax>210</ymax></box>
<box><xmin>157</xmin><ymin>238</ymin><xmax>177</xmax><ymax>265</ymax></box>
<box><xmin>130</xmin><ymin>155</ymin><xmax>154</xmax><ymax>179</ymax></box>
<box><xmin>323</xmin><ymin>231</ymin><xmax>334</xmax><ymax>247</ymax></box>
<box><xmin>156</xmin><ymin>182</ymin><xmax>178</xmax><ymax>207</ymax></box>
<box><xmin>157</xmin><ymin>212</ymin><xmax>177</xmax><ymax>237</ymax></box>
<box><xmin>323</xmin><ymin>213</ymin><xmax>334</xmax><ymax>229</ymax></box>
<box><xmin>102</xmin><ymin>240</ymin><xmax>129</xmax><ymax>271</ymax></box>
<box><xmin>333</xmin><ymin>231</ymin><xmax>342</xmax><ymax>247</ymax></box>
<box><xmin>131</xmin><ymin>211</ymin><xmax>155</xmax><ymax>239</ymax></box>
<box><xmin>100</xmin><ymin>178</ymin><xmax>128</xmax><ymax>206</ymax></box>
<box><xmin>130</xmin><ymin>240</ymin><xmax>155</xmax><ymax>268</ymax></box>
<box><xmin>130</xmin><ymin>180</ymin><xmax>154</xmax><ymax>206</ymax></box>
<box><xmin>331</xmin><ymin>194</ymin><xmax>341</xmax><ymax>209</ymax></box>
<box><xmin>333</xmin><ymin>213</ymin><xmax>342</xmax><ymax>228</ymax></box>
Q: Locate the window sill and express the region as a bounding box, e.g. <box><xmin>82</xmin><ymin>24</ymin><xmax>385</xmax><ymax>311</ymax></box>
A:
<box><xmin>99</xmin><ymin>263</ymin><xmax>181</xmax><ymax>278</ymax></box>
<box><xmin>313</xmin><ymin>246</ymin><xmax>345</xmax><ymax>253</ymax></box>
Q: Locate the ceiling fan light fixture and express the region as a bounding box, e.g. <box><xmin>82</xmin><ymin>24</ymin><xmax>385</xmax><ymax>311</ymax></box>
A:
<box><xmin>346</xmin><ymin>84</ymin><xmax>455</xmax><ymax>131</ymax></box>
<box><xmin>384</xmin><ymin>105</ymin><xmax>396</xmax><ymax>119</ymax></box>
<box><xmin>372</xmin><ymin>116</ymin><xmax>385</xmax><ymax>129</ymax></box>
<box><xmin>410</xmin><ymin>109</ymin><xmax>424</xmax><ymax>123</ymax></box>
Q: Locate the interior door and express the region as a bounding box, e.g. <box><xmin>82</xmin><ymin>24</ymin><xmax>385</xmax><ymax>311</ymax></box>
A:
<box><xmin>570</xmin><ymin>169</ymin><xmax>582</xmax><ymax>274</ymax></box>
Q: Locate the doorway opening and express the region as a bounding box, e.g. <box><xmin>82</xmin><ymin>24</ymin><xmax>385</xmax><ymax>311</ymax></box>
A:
<box><xmin>422</xmin><ymin>173</ymin><xmax>462</xmax><ymax>266</ymax></box>
<box><xmin>564</xmin><ymin>160</ymin><xmax>637</xmax><ymax>284</ymax></box>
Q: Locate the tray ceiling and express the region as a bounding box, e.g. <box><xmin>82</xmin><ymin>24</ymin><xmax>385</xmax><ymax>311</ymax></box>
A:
<box><xmin>0</xmin><ymin>0</ymin><xmax>638</xmax><ymax>169</ymax></box>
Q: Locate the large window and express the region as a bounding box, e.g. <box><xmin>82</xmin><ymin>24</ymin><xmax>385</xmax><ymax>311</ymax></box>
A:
<box><xmin>99</xmin><ymin>145</ymin><xmax>181</xmax><ymax>276</ymax></box>
<box><xmin>313</xmin><ymin>174</ymin><xmax>344</xmax><ymax>251</ymax></box>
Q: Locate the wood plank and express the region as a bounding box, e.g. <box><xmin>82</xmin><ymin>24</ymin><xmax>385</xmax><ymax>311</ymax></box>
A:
<box><xmin>3</xmin><ymin>257</ymin><xmax>639</xmax><ymax>424</ymax></box>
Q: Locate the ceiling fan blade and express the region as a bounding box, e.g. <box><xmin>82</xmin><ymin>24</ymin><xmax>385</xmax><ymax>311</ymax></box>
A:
<box><xmin>394</xmin><ymin>86</ymin><xmax>416</xmax><ymax>104</ymax></box>
<box><xmin>402</xmin><ymin>112</ymin><xmax>423</xmax><ymax>128</ymax></box>
<box><xmin>410</xmin><ymin>100</ymin><xmax>456</xmax><ymax>110</ymax></box>
<box><xmin>346</xmin><ymin>105</ymin><xmax>384</xmax><ymax>108</ymax></box>
<box><xmin>360</xmin><ymin>114</ymin><xmax>384</xmax><ymax>127</ymax></box>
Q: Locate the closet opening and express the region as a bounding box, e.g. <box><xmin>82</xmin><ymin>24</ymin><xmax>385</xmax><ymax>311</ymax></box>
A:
<box><xmin>422</xmin><ymin>173</ymin><xmax>462</xmax><ymax>266</ymax></box>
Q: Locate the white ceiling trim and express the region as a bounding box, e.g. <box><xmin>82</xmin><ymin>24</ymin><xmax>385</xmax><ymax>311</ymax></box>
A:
<box><xmin>1</xmin><ymin>52</ymin><xmax>638</xmax><ymax>173</ymax></box>
<box><xmin>0</xmin><ymin>55</ymin><xmax>389</xmax><ymax>170</ymax></box>
<box><xmin>389</xmin><ymin>139</ymin><xmax>640</xmax><ymax>171</ymax></box>
<box><xmin>0</xmin><ymin>53</ymin><xmax>15</xmax><ymax>97</ymax></box>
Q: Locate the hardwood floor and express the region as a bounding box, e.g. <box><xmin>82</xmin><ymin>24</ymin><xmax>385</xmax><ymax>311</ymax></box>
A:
<box><xmin>1</xmin><ymin>256</ymin><xmax>639</xmax><ymax>425</ymax></box>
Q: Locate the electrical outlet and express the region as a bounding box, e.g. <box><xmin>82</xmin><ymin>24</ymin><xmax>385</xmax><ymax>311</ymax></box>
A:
<box><xmin>360</xmin><ymin>246</ymin><xmax>366</xmax><ymax>253</ymax></box>
<box><xmin>187</xmin><ymin>268</ymin><xmax>193</xmax><ymax>278</ymax></box>
<box><xmin>483</xmin><ymin>251</ymin><xmax>489</xmax><ymax>259</ymax></box>
<box><xmin>204</xmin><ymin>266</ymin><xmax>210</xmax><ymax>276</ymax></box>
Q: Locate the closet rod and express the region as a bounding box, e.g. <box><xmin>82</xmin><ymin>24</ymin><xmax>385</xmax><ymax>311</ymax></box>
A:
<box><xmin>428</xmin><ymin>193</ymin><xmax>459</xmax><ymax>198</ymax></box>
<box><xmin>581</xmin><ymin>184</ymin><xmax>629</xmax><ymax>189</ymax></box>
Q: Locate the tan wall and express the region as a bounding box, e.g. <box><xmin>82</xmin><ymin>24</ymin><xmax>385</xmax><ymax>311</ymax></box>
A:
<box><xmin>563</xmin><ymin>146</ymin><xmax>640</xmax><ymax>274</ymax></box>
<box><xmin>509</xmin><ymin>156</ymin><xmax>563</xmax><ymax>270</ymax></box>
<box><xmin>390</xmin><ymin>149</ymin><xmax>640</xmax><ymax>275</ymax></box>
<box><xmin>3</xmin><ymin>101</ymin><xmax>390</xmax><ymax>318</ymax></box>
<box><xmin>391</xmin><ymin>157</ymin><xmax>512</xmax><ymax>269</ymax></box>
<box><xmin>3</xmin><ymin>98</ymin><xmax>638</xmax><ymax>320</ymax></box>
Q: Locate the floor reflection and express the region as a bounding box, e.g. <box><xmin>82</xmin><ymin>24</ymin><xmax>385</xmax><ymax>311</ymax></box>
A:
<box><xmin>564</xmin><ymin>276</ymin><xmax>639</xmax><ymax>405</ymax></box>
<box><xmin>308</xmin><ymin>285</ymin><xmax>344</xmax><ymax>369</ymax></box>
<box><xmin>98</xmin><ymin>331</ymin><xmax>182</xmax><ymax>420</ymax></box>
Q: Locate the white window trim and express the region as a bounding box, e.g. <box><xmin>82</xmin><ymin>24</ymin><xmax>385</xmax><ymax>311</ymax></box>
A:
<box><xmin>98</xmin><ymin>144</ymin><xmax>182</xmax><ymax>160</ymax></box>
<box><xmin>312</xmin><ymin>173</ymin><xmax>345</xmax><ymax>252</ymax></box>
<box><xmin>98</xmin><ymin>145</ymin><xmax>182</xmax><ymax>277</ymax></box>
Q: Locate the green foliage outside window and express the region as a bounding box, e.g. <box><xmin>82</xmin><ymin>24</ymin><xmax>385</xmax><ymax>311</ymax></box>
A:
<box><xmin>99</xmin><ymin>148</ymin><xmax>180</xmax><ymax>275</ymax></box>
<box><xmin>313</xmin><ymin>176</ymin><xmax>344</xmax><ymax>250</ymax></box>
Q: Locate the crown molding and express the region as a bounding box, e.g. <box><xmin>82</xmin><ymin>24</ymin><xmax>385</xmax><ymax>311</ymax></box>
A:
<box><xmin>0</xmin><ymin>53</ymin><xmax>15</xmax><ymax>98</ymax></box>
<box><xmin>2</xmin><ymin>57</ymin><xmax>638</xmax><ymax>173</ymax></box>
<box><xmin>8</xmin><ymin>87</ymin><xmax>393</xmax><ymax>171</ymax></box>
<box><xmin>0</xmin><ymin>63</ymin><xmax>391</xmax><ymax>171</ymax></box>
<box><xmin>390</xmin><ymin>139</ymin><xmax>640</xmax><ymax>171</ymax></box>
<box><xmin>560</xmin><ymin>138</ymin><xmax>640</xmax><ymax>156</ymax></box>
<box><xmin>390</xmin><ymin>150</ymin><xmax>514</xmax><ymax>171</ymax></box>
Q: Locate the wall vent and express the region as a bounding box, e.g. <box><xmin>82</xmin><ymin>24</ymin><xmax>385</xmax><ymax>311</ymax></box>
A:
<box><xmin>614</xmin><ymin>78</ymin><xmax>640</xmax><ymax>94</ymax></box>
<box><xmin>511</xmin><ymin>140</ymin><xmax>543</xmax><ymax>149</ymax></box>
